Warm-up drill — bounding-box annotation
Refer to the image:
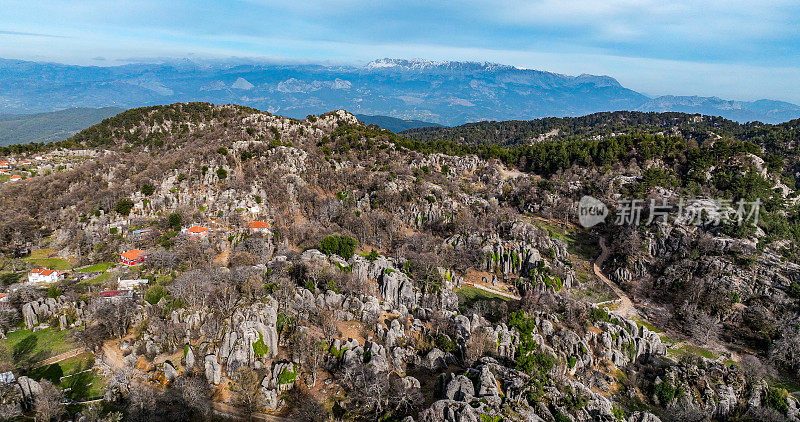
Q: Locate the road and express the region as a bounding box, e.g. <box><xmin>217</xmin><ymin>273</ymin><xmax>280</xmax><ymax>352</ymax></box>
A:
<box><xmin>593</xmin><ymin>237</ymin><xmax>640</xmax><ymax>319</ymax></box>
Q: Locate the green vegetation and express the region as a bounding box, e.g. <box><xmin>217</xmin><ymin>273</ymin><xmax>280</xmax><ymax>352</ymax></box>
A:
<box><xmin>668</xmin><ymin>344</ymin><xmax>716</xmax><ymax>360</ymax></box>
<box><xmin>24</xmin><ymin>249</ymin><xmax>73</xmax><ymax>271</ymax></box>
<box><xmin>0</xmin><ymin>328</ymin><xmax>76</xmax><ymax>368</ymax></box>
<box><xmin>278</xmin><ymin>367</ymin><xmax>297</xmax><ymax>385</ymax></box>
<box><xmin>78</xmin><ymin>262</ymin><xmax>112</xmax><ymax>273</ymax></box>
<box><xmin>765</xmin><ymin>387</ymin><xmax>789</xmax><ymax>414</ymax></box>
<box><xmin>252</xmin><ymin>332</ymin><xmax>269</xmax><ymax>357</ymax></box>
<box><xmin>216</xmin><ymin>167</ymin><xmax>228</xmax><ymax>180</ymax></box>
<box><xmin>455</xmin><ymin>286</ymin><xmax>511</xmax><ymax>311</ymax></box>
<box><xmin>114</xmin><ymin>198</ymin><xmax>134</xmax><ymax>216</ymax></box>
<box><xmin>508</xmin><ymin>310</ymin><xmax>556</xmax><ymax>402</ymax></box>
<box><xmin>319</xmin><ymin>234</ymin><xmax>359</xmax><ymax>259</ymax></box>
<box><xmin>145</xmin><ymin>285</ymin><xmax>169</xmax><ymax>305</ymax></box>
<box><xmin>0</xmin><ymin>107</ymin><xmax>124</xmax><ymax>146</ymax></box>
<box><xmin>140</xmin><ymin>183</ymin><xmax>155</xmax><ymax>196</ymax></box>
<box><xmin>653</xmin><ymin>380</ymin><xmax>677</xmax><ymax>404</ymax></box>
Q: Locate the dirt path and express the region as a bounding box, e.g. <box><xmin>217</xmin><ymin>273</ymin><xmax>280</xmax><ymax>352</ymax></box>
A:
<box><xmin>212</xmin><ymin>402</ymin><xmax>294</xmax><ymax>422</ymax></box>
<box><xmin>462</xmin><ymin>282</ymin><xmax>521</xmax><ymax>301</ymax></box>
<box><xmin>35</xmin><ymin>347</ymin><xmax>88</xmax><ymax>367</ymax></box>
<box><xmin>593</xmin><ymin>237</ymin><xmax>639</xmax><ymax>319</ymax></box>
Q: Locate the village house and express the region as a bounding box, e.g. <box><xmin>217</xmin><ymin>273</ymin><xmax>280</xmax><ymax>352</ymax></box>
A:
<box><xmin>8</xmin><ymin>175</ymin><xmax>21</xmax><ymax>182</ymax></box>
<box><xmin>28</xmin><ymin>268</ymin><xmax>64</xmax><ymax>284</ymax></box>
<box><xmin>120</xmin><ymin>249</ymin><xmax>147</xmax><ymax>266</ymax></box>
<box><xmin>249</xmin><ymin>221</ymin><xmax>270</xmax><ymax>234</ymax></box>
<box><xmin>0</xmin><ymin>161</ymin><xmax>10</xmax><ymax>169</ymax></box>
<box><xmin>183</xmin><ymin>225</ymin><xmax>210</xmax><ymax>238</ymax></box>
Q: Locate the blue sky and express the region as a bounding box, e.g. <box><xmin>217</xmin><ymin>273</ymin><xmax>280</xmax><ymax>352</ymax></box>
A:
<box><xmin>1</xmin><ymin>0</ymin><xmax>799</xmax><ymax>102</ymax></box>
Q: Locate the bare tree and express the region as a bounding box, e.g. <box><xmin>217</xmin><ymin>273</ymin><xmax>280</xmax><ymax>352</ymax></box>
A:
<box><xmin>229</xmin><ymin>367</ymin><xmax>264</xmax><ymax>418</ymax></box>
<box><xmin>34</xmin><ymin>380</ymin><xmax>63</xmax><ymax>422</ymax></box>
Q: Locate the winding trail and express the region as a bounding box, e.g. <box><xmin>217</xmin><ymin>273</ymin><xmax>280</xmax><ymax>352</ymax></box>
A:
<box><xmin>462</xmin><ymin>282</ymin><xmax>521</xmax><ymax>301</ymax></box>
<box><xmin>593</xmin><ymin>237</ymin><xmax>639</xmax><ymax>319</ymax></box>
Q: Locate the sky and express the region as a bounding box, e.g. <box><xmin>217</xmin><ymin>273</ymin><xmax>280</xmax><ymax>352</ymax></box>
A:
<box><xmin>1</xmin><ymin>0</ymin><xmax>799</xmax><ymax>103</ymax></box>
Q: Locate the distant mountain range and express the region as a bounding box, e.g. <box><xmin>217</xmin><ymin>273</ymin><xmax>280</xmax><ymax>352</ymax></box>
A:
<box><xmin>1</xmin><ymin>57</ymin><xmax>798</xmax><ymax>125</ymax></box>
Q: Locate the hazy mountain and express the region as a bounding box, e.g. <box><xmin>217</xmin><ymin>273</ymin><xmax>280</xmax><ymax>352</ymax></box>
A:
<box><xmin>0</xmin><ymin>107</ymin><xmax>124</xmax><ymax>145</ymax></box>
<box><xmin>636</xmin><ymin>96</ymin><xmax>800</xmax><ymax>124</ymax></box>
<box><xmin>0</xmin><ymin>57</ymin><xmax>798</xmax><ymax>125</ymax></box>
<box><xmin>354</xmin><ymin>114</ymin><xmax>443</xmax><ymax>132</ymax></box>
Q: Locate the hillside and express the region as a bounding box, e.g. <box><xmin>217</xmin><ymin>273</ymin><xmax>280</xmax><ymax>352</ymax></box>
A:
<box><xmin>0</xmin><ymin>103</ymin><xmax>797</xmax><ymax>421</ymax></box>
<box><xmin>0</xmin><ymin>107</ymin><xmax>125</xmax><ymax>145</ymax></box>
<box><xmin>1</xmin><ymin>57</ymin><xmax>798</xmax><ymax>125</ymax></box>
<box><xmin>354</xmin><ymin>114</ymin><xmax>443</xmax><ymax>132</ymax></box>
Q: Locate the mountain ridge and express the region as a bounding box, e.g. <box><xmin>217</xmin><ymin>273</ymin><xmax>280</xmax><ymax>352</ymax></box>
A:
<box><xmin>0</xmin><ymin>57</ymin><xmax>798</xmax><ymax>124</ymax></box>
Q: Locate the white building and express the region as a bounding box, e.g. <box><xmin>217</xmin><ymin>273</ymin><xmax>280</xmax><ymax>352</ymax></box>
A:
<box><xmin>117</xmin><ymin>277</ymin><xmax>149</xmax><ymax>290</ymax></box>
<box><xmin>28</xmin><ymin>268</ymin><xmax>64</xmax><ymax>284</ymax></box>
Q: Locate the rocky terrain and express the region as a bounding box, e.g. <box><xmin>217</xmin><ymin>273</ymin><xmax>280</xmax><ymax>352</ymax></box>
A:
<box><xmin>0</xmin><ymin>103</ymin><xmax>797</xmax><ymax>421</ymax></box>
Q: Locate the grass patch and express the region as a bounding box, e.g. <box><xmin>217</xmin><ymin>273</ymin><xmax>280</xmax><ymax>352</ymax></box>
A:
<box><xmin>0</xmin><ymin>328</ymin><xmax>76</xmax><ymax>368</ymax></box>
<box><xmin>528</xmin><ymin>218</ymin><xmax>600</xmax><ymax>261</ymax></box>
<box><xmin>77</xmin><ymin>262</ymin><xmax>113</xmax><ymax>273</ymax></box>
<box><xmin>25</xmin><ymin>352</ymin><xmax>105</xmax><ymax>401</ymax></box>
<box><xmin>24</xmin><ymin>249</ymin><xmax>73</xmax><ymax>271</ymax></box>
<box><xmin>631</xmin><ymin>317</ymin><xmax>663</xmax><ymax>333</ymax></box>
<box><xmin>456</xmin><ymin>286</ymin><xmax>512</xmax><ymax>306</ymax></box>
<box><xmin>570</xmin><ymin>283</ymin><xmax>617</xmax><ymax>304</ymax></box>
<box><xmin>668</xmin><ymin>344</ymin><xmax>716</xmax><ymax>360</ymax></box>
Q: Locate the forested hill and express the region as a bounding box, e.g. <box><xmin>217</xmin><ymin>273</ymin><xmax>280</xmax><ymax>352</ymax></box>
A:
<box><xmin>401</xmin><ymin>111</ymin><xmax>800</xmax><ymax>148</ymax></box>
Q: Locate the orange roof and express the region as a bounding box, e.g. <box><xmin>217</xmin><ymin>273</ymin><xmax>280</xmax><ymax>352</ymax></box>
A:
<box><xmin>249</xmin><ymin>221</ymin><xmax>270</xmax><ymax>229</ymax></box>
<box><xmin>31</xmin><ymin>268</ymin><xmax>55</xmax><ymax>275</ymax></box>
<box><xmin>120</xmin><ymin>249</ymin><xmax>146</xmax><ymax>260</ymax></box>
<box><xmin>9</xmin><ymin>175</ymin><xmax>21</xmax><ymax>179</ymax></box>
<box><xmin>0</xmin><ymin>294</ymin><xmax>7</xmax><ymax>299</ymax></box>
<box><xmin>0</xmin><ymin>161</ymin><xmax>9</xmax><ymax>165</ymax></box>
<box><xmin>188</xmin><ymin>226</ymin><xmax>209</xmax><ymax>233</ymax></box>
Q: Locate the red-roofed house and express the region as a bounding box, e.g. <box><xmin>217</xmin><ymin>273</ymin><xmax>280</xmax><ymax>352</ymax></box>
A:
<box><xmin>0</xmin><ymin>161</ymin><xmax>10</xmax><ymax>169</ymax></box>
<box><xmin>8</xmin><ymin>175</ymin><xmax>22</xmax><ymax>182</ymax></box>
<box><xmin>120</xmin><ymin>249</ymin><xmax>147</xmax><ymax>266</ymax></box>
<box><xmin>28</xmin><ymin>268</ymin><xmax>64</xmax><ymax>284</ymax></box>
<box><xmin>248</xmin><ymin>221</ymin><xmax>270</xmax><ymax>234</ymax></box>
<box><xmin>183</xmin><ymin>225</ymin><xmax>210</xmax><ymax>238</ymax></box>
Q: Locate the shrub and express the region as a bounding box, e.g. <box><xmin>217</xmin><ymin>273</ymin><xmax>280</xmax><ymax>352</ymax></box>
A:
<box><xmin>319</xmin><ymin>234</ymin><xmax>359</xmax><ymax>259</ymax></box>
<box><xmin>612</xmin><ymin>405</ymin><xmax>625</xmax><ymax>421</ymax></box>
<box><xmin>145</xmin><ymin>285</ymin><xmax>168</xmax><ymax>305</ymax></box>
<box><xmin>140</xmin><ymin>183</ymin><xmax>155</xmax><ymax>196</ymax></box>
<box><xmin>654</xmin><ymin>380</ymin><xmax>676</xmax><ymax>404</ymax></box>
<box><xmin>788</xmin><ymin>281</ymin><xmax>800</xmax><ymax>299</ymax></box>
<box><xmin>114</xmin><ymin>198</ymin><xmax>134</xmax><ymax>216</ymax></box>
<box><xmin>278</xmin><ymin>367</ymin><xmax>297</xmax><ymax>385</ymax></box>
<box><xmin>167</xmin><ymin>212</ymin><xmax>182</xmax><ymax>231</ymax></box>
<box><xmin>252</xmin><ymin>332</ymin><xmax>269</xmax><ymax>357</ymax></box>
<box><xmin>216</xmin><ymin>167</ymin><xmax>228</xmax><ymax>180</ymax></box>
<box><xmin>765</xmin><ymin>387</ymin><xmax>789</xmax><ymax>414</ymax></box>
<box><xmin>434</xmin><ymin>334</ymin><xmax>456</xmax><ymax>353</ymax></box>
<box><xmin>590</xmin><ymin>307</ymin><xmax>611</xmax><ymax>323</ymax></box>
<box><xmin>217</xmin><ymin>147</ymin><xmax>228</xmax><ymax>155</ymax></box>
